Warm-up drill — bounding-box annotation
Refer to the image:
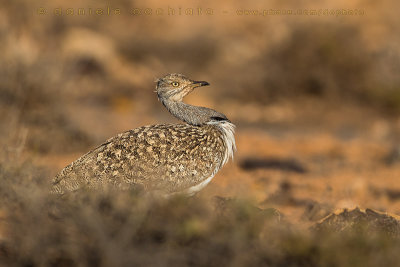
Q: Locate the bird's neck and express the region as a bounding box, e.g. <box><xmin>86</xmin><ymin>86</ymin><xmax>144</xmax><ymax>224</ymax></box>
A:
<box><xmin>161</xmin><ymin>99</ymin><xmax>209</xmax><ymax>126</ymax></box>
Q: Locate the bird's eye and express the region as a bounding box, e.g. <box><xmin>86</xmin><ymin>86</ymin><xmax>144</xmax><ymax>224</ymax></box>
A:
<box><xmin>172</xmin><ymin>82</ymin><xmax>180</xmax><ymax>87</ymax></box>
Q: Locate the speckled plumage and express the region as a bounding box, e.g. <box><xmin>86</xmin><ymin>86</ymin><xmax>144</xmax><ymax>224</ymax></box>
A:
<box><xmin>52</xmin><ymin>74</ymin><xmax>236</xmax><ymax>195</ymax></box>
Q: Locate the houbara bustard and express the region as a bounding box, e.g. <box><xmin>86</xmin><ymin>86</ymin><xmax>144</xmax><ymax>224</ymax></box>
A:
<box><xmin>52</xmin><ymin>74</ymin><xmax>236</xmax><ymax>196</ymax></box>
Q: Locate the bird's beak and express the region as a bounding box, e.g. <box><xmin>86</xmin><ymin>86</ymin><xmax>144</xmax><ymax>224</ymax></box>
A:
<box><xmin>192</xmin><ymin>80</ymin><xmax>210</xmax><ymax>87</ymax></box>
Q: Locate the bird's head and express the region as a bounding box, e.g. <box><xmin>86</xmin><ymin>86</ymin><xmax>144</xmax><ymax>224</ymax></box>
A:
<box><xmin>156</xmin><ymin>73</ymin><xmax>209</xmax><ymax>102</ymax></box>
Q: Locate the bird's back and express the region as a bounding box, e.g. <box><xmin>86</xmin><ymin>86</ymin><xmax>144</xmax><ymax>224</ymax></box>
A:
<box><xmin>52</xmin><ymin>123</ymin><xmax>226</xmax><ymax>195</ymax></box>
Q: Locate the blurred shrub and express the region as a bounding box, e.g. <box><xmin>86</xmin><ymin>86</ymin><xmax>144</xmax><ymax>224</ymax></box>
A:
<box><xmin>0</xmin><ymin>57</ymin><xmax>93</xmax><ymax>153</ymax></box>
<box><xmin>265</xmin><ymin>23</ymin><xmax>372</xmax><ymax>99</ymax></box>
<box><xmin>224</xmin><ymin>23</ymin><xmax>372</xmax><ymax>104</ymax></box>
<box><xmin>227</xmin><ymin>21</ymin><xmax>400</xmax><ymax>113</ymax></box>
<box><xmin>1</xmin><ymin>160</ymin><xmax>400</xmax><ymax>267</ymax></box>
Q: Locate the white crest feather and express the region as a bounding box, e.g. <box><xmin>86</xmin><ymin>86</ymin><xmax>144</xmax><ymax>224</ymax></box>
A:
<box><xmin>207</xmin><ymin>120</ymin><xmax>236</xmax><ymax>166</ymax></box>
<box><xmin>183</xmin><ymin>121</ymin><xmax>236</xmax><ymax>196</ymax></box>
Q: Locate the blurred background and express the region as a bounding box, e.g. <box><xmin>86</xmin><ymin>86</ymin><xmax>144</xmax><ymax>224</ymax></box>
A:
<box><xmin>1</xmin><ymin>0</ymin><xmax>400</xmax><ymax>222</ymax></box>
